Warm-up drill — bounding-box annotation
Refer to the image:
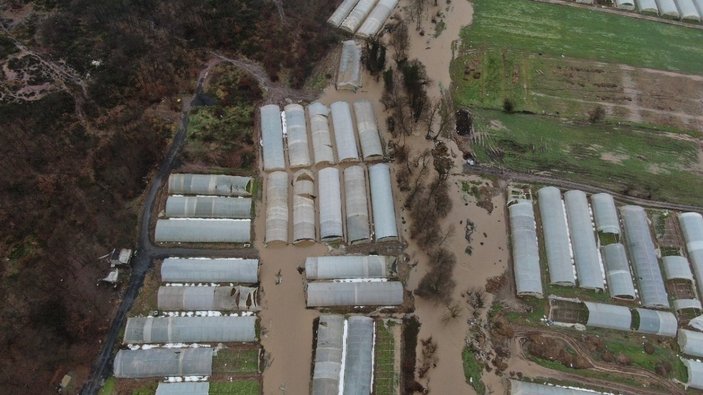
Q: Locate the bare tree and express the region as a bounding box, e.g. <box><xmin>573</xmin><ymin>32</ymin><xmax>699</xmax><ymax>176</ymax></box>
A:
<box><xmin>389</xmin><ymin>18</ymin><xmax>409</xmax><ymax>64</ymax></box>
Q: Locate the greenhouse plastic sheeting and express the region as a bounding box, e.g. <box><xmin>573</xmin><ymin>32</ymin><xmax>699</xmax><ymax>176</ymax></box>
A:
<box><xmin>621</xmin><ymin>205</ymin><xmax>669</xmax><ymax>308</ymax></box>
<box><xmin>601</xmin><ymin>243</ymin><xmax>636</xmax><ymax>300</ymax></box>
<box><xmin>680</xmin><ymin>212</ymin><xmax>703</xmax><ymax>306</ymax></box>
<box><xmin>353</xmin><ymin>100</ymin><xmax>383</xmax><ymax>159</ymax></box>
<box><xmin>683</xmin><ymin>359</ymin><xmax>703</xmax><ymax>390</ymax></box>
<box><xmin>155</xmin><ymin>219</ymin><xmax>251</xmax><ymax>243</ymax></box>
<box><xmin>590</xmin><ymin>193</ymin><xmax>620</xmax><ymax>234</ymax></box>
<box><xmin>331</xmin><ymin>101</ymin><xmax>360</xmax><ymax>162</ymax></box>
<box><xmin>510</xmin><ymin>380</ymin><xmax>606</xmax><ymax>395</ymax></box>
<box><xmin>537</xmin><ymin>187</ymin><xmax>575</xmax><ymax>286</ymax></box>
<box><xmin>165</xmin><ymin>196</ymin><xmax>252</xmax><ymax>219</ymax></box>
<box><xmin>306</xmin><ymin>281</ymin><xmax>403</xmax><ymax>306</ymax></box>
<box><xmin>260</xmin><ymin>104</ymin><xmax>286</xmax><ymax>171</ymax></box>
<box><xmin>312</xmin><ymin>315</ymin><xmax>345</xmax><ymax>395</ymax></box>
<box><xmin>637</xmin><ymin>0</ymin><xmax>660</xmax><ymax>14</ymax></box>
<box><xmin>337</xmin><ymin>41</ymin><xmax>362</xmax><ymax>91</ymax></box>
<box><xmin>343</xmin><ymin>316</ymin><xmax>374</xmax><ymax>395</ymax></box>
<box><xmin>265</xmin><ymin>171</ymin><xmax>288</xmax><ymax>244</ymax></box>
<box><xmin>564</xmin><ymin>190</ymin><xmax>604</xmax><ymax>290</ymax></box>
<box><xmin>293</xmin><ymin>170</ymin><xmax>316</xmax><ymax>243</ymax></box>
<box><xmin>369</xmin><ymin>163</ymin><xmax>398</xmax><ymax>241</ymax></box>
<box><xmin>615</xmin><ymin>0</ymin><xmax>636</xmax><ymax>9</ymax></box>
<box><xmin>357</xmin><ymin>0</ymin><xmax>399</xmax><ymax>38</ymax></box>
<box><xmin>156</xmin><ymin>382</ymin><xmax>209</xmax><ymax>395</ymax></box>
<box><xmin>328</xmin><ymin>0</ymin><xmax>361</xmax><ymax>27</ymax></box>
<box><xmin>344</xmin><ymin>166</ymin><xmax>371</xmax><ymax>243</ymax></box>
<box><xmin>677</xmin><ymin>0</ymin><xmax>701</xmax><ymax>20</ymax></box>
<box><xmin>113</xmin><ymin>348</ymin><xmax>213</xmax><ymax>378</ymax></box>
<box><xmin>319</xmin><ymin>167</ymin><xmax>343</xmax><ymax>240</ymax></box>
<box><xmin>696</xmin><ymin>0</ymin><xmax>703</xmax><ymax>18</ymax></box>
<box><xmin>341</xmin><ymin>0</ymin><xmax>377</xmax><ymax>33</ymax></box>
<box><xmin>308</xmin><ymin>102</ymin><xmax>336</xmax><ymax>165</ymax></box>
<box><xmin>658</xmin><ymin>0</ymin><xmax>680</xmax><ymax>17</ymax></box>
<box><xmin>124</xmin><ymin>316</ymin><xmax>256</xmax><ymax>343</ymax></box>
<box><xmin>584</xmin><ymin>302</ymin><xmax>632</xmax><ymax>331</ymax></box>
<box><xmin>285</xmin><ymin>104</ymin><xmax>312</xmax><ymax>168</ymax></box>
<box><xmin>157</xmin><ymin>286</ymin><xmax>256</xmax><ymax>311</ymax></box>
<box><xmin>674</xmin><ymin>299</ymin><xmax>702</xmax><ymax>312</ymax></box>
<box><xmin>168</xmin><ymin>174</ymin><xmax>251</xmax><ymax>197</ymax></box>
<box><xmin>663</xmin><ymin>255</ymin><xmax>694</xmax><ymax>281</ymax></box>
<box><xmin>635</xmin><ymin>308</ymin><xmax>677</xmax><ymax>337</ymax></box>
<box><xmin>305</xmin><ymin>255</ymin><xmax>390</xmax><ymax>280</ymax></box>
<box><xmin>509</xmin><ymin>200</ymin><xmax>543</xmax><ymax>297</ymax></box>
<box><xmin>161</xmin><ymin>258</ymin><xmax>258</xmax><ymax>283</ymax></box>
<box><xmin>680</xmin><ymin>329</ymin><xmax>703</xmax><ymax>357</ymax></box>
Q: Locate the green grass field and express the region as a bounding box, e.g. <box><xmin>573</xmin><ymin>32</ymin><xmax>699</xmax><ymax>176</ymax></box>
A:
<box><xmin>209</xmin><ymin>381</ymin><xmax>261</xmax><ymax>395</ymax></box>
<box><xmin>374</xmin><ymin>321</ymin><xmax>397</xmax><ymax>395</ymax></box>
<box><xmin>212</xmin><ymin>348</ymin><xmax>260</xmax><ymax>375</ymax></box>
<box><xmin>462</xmin><ymin>0</ymin><xmax>703</xmax><ymax>74</ymax></box>
<box><xmin>471</xmin><ymin>109</ymin><xmax>703</xmax><ymax>205</ymax></box>
<box><xmin>462</xmin><ymin>347</ymin><xmax>486</xmax><ymax>393</ymax></box>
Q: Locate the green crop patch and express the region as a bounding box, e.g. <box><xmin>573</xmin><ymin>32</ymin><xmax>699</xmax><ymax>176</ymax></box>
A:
<box><xmin>209</xmin><ymin>380</ymin><xmax>261</xmax><ymax>395</ymax></box>
<box><xmin>461</xmin><ymin>0</ymin><xmax>703</xmax><ymax>74</ymax></box>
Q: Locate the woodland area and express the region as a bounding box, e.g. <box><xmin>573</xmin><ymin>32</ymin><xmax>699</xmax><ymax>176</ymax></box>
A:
<box><xmin>0</xmin><ymin>0</ymin><xmax>336</xmax><ymax>391</ymax></box>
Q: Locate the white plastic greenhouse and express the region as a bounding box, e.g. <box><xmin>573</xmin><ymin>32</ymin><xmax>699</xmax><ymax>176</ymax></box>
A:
<box><xmin>265</xmin><ymin>171</ymin><xmax>289</xmax><ymax>244</ymax></box>
<box><xmin>357</xmin><ymin>0</ymin><xmax>399</xmax><ymax>38</ymax></box>
<box><xmin>601</xmin><ymin>243</ymin><xmax>636</xmax><ymax>300</ymax></box>
<box><xmin>123</xmin><ymin>316</ymin><xmax>256</xmax><ymax>344</ymax></box>
<box><xmin>168</xmin><ymin>174</ymin><xmax>252</xmax><ymax>197</ymax></box>
<box><xmin>260</xmin><ymin>104</ymin><xmax>286</xmax><ymax>171</ymax></box>
<box><xmin>331</xmin><ymin>101</ymin><xmax>360</xmax><ymax>162</ymax></box>
<box><xmin>305</xmin><ymin>255</ymin><xmax>391</xmax><ymax>280</ymax></box>
<box><xmin>337</xmin><ymin>40</ymin><xmax>362</xmax><ymax>91</ymax></box>
<box><xmin>308</xmin><ymin>102</ymin><xmax>336</xmax><ymax>165</ymax></box>
<box><xmin>537</xmin><ymin>187</ymin><xmax>576</xmax><ymax>286</ymax></box>
<box><xmin>160</xmin><ymin>258</ymin><xmax>259</xmax><ymax>283</ymax></box>
<box><xmin>165</xmin><ymin>196</ymin><xmax>251</xmax><ymax>219</ymax></box>
<box><xmin>284</xmin><ymin>104</ymin><xmax>312</xmax><ymax>168</ymax></box>
<box><xmin>509</xmin><ymin>200</ymin><xmax>543</xmax><ymax>298</ymax></box>
<box><xmin>293</xmin><ymin>170</ymin><xmax>316</xmax><ymax>243</ymax></box>
<box><xmin>114</xmin><ymin>348</ymin><xmax>213</xmax><ymax>378</ymax></box>
<box><xmin>154</xmin><ymin>219</ymin><xmax>250</xmax><ymax>243</ymax></box>
<box><xmin>564</xmin><ymin>190</ymin><xmax>604</xmax><ymax>290</ymax></box>
<box><xmin>341</xmin><ymin>0</ymin><xmax>378</xmax><ymax>33</ymax></box>
<box><xmin>319</xmin><ymin>167</ymin><xmax>344</xmax><ymax>240</ymax></box>
<box><xmin>369</xmin><ymin>163</ymin><xmax>398</xmax><ymax>241</ymax></box>
<box><xmin>344</xmin><ymin>165</ymin><xmax>371</xmax><ymax>244</ymax></box>
<box><xmin>353</xmin><ymin>100</ymin><xmax>384</xmax><ymax>160</ymax></box>
<box><xmin>328</xmin><ymin>0</ymin><xmax>361</xmax><ymax>27</ymax></box>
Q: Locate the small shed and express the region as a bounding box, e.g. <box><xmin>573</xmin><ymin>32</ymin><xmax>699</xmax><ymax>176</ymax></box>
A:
<box><xmin>110</xmin><ymin>248</ymin><xmax>132</xmax><ymax>266</ymax></box>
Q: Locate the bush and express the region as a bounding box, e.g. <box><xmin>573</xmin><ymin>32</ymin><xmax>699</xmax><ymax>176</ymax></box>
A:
<box><xmin>502</xmin><ymin>98</ymin><xmax>514</xmax><ymax>113</ymax></box>
<box><xmin>589</xmin><ymin>105</ymin><xmax>606</xmax><ymax>123</ymax></box>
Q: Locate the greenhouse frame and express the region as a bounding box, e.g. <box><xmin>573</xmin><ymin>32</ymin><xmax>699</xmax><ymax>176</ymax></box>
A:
<box><xmin>679</xmin><ymin>329</ymin><xmax>703</xmax><ymax>357</ymax></box>
<box><xmin>601</xmin><ymin>243</ymin><xmax>636</xmax><ymax>300</ymax></box>
<box><xmin>260</xmin><ymin>104</ymin><xmax>286</xmax><ymax>171</ymax></box>
<box><xmin>590</xmin><ymin>193</ymin><xmax>620</xmax><ymax>235</ymax></box>
<box><xmin>621</xmin><ymin>205</ymin><xmax>669</xmax><ymax>308</ymax></box>
<box><xmin>123</xmin><ymin>316</ymin><xmax>256</xmax><ymax>344</ymax></box>
<box><xmin>312</xmin><ymin>315</ymin><xmax>345</xmax><ymax>395</ymax></box>
<box><xmin>308</xmin><ymin>102</ymin><xmax>336</xmax><ymax>165</ymax></box>
<box><xmin>657</xmin><ymin>0</ymin><xmax>680</xmax><ymax>18</ymax></box>
<box><xmin>583</xmin><ymin>302</ymin><xmax>632</xmax><ymax>331</ymax></box>
<box><xmin>161</xmin><ymin>258</ymin><xmax>259</xmax><ymax>284</ymax></box>
<box><xmin>634</xmin><ymin>308</ymin><xmax>677</xmax><ymax>337</ymax></box>
<box><xmin>564</xmin><ymin>190</ymin><xmax>604</xmax><ymax>290</ymax></box>
<box><xmin>154</xmin><ymin>219</ymin><xmax>251</xmax><ymax>243</ymax></box>
<box><xmin>537</xmin><ymin>187</ymin><xmax>576</xmax><ymax>286</ymax></box>
<box><xmin>113</xmin><ymin>348</ymin><xmax>213</xmax><ymax>378</ymax></box>
<box><xmin>265</xmin><ymin>171</ymin><xmax>289</xmax><ymax>244</ymax></box>
<box><xmin>306</xmin><ymin>281</ymin><xmax>403</xmax><ymax>307</ymax></box>
<box><xmin>683</xmin><ymin>359</ymin><xmax>703</xmax><ymax>390</ymax></box>
<box><xmin>679</xmin><ymin>212</ymin><xmax>703</xmax><ymax>300</ymax></box>
<box><xmin>157</xmin><ymin>286</ymin><xmax>257</xmax><ymax>311</ymax></box>
<box><xmin>340</xmin><ymin>0</ymin><xmax>377</xmax><ymax>33</ymax></box>
<box><xmin>305</xmin><ymin>255</ymin><xmax>391</xmax><ymax>280</ymax></box>
<box><xmin>164</xmin><ymin>196</ymin><xmax>251</xmax><ymax>219</ymax></box>
<box><xmin>328</xmin><ymin>0</ymin><xmax>361</xmax><ymax>27</ymax></box>
<box><xmin>510</xmin><ymin>380</ymin><xmax>606</xmax><ymax>395</ymax></box>
<box><xmin>293</xmin><ymin>170</ymin><xmax>316</xmax><ymax>243</ymax></box>
<box><xmin>637</xmin><ymin>0</ymin><xmax>660</xmax><ymax>14</ymax></box>
<box><xmin>676</xmin><ymin>0</ymin><xmax>701</xmax><ymax>21</ymax></box>
<box><xmin>343</xmin><ymin>316</ymin><xmax>374</xmax><ymax>395</ymax></box>
<box><xmin>344</xmin><ymin>165</ymin><xmax>371</xmax><ymax>244</ymax></box>
<box><xmin>155</xmin><ymin>382</ymin><xmax>209</xmax><ymax>395</ymax></box>
<box><xmin>331</xmin><ymin>101</ymin><xmax>360</xmax><ymax>162</ymax></box>
<box><xmin>353</xmin><ymin>100</ymin><xmax>383</xmax><ymax>160</ymax></box>
<box><xmin>369</xmin><ymin>163</ymin><xmax>398</xmax><ymax>241</ymax></box>
<box><xmin>284</xmin><ymin>104</ymin><xmax>312</xmax><ymax>168</ymax></box>
<box><xmin>615</xmin><ymin>0</ymin><xmax>636</xmax><ymax>10</ymax></box>
<box><xmin>167</xmin><ymin>174</ymin><xmax>252</xmax><ymax>197</ymax></box>
<box><xmin>319</xmin><ymin>167</ymin><xmax>344</xmax><ymax>241</ymax></box>
<box><xmin>357</xmin><ymin>0</ymin><xmax>399</xmax><ymax>38</ymax></box>
<box><xmin>509</xmin><ymin>200</ymin><xmax>543</xmax><ymax>298</ymax></box>
<box><xmin>337</xmin><ymin>40</ymin><xmax>362</xmax><ymax>91</ymax></box>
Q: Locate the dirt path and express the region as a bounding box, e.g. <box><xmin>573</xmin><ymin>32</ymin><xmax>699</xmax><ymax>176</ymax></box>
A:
<box><xmin>619</xmin><ymin>65</ymin><xmax>643</xmax><ymax>123</ymax></box>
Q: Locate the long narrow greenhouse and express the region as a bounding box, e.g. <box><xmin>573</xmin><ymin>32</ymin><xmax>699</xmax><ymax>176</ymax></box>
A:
<box><xmin>284</xmin><ymin>103</ymin><xmax>312</xmax><ymax>168</ymax></box>
<box><xmin>319</xmin><ymin>167</ymin><xmax>344</xmax><ymax>241</ymax></box>
<box><xmin>601</xmin><ymin>243</ymin><xmax>636</xmax><ymax>300</ymax></box>
<box><xmin>155</xmin><ymin>382</ymin><xmax>209</xmax><ymax>395</ymax></box>
<box><xmin>337</xmin><ymin>40</ymin><xmax>362</xmax><ymax>91</ymax></box>
<box><xmin>164</xmin><ymin>196</ymin><xmax>251</xmax><ymax>219</ymax></box>
<box><xmin>260</xmin><ymin>104</ymin><xmax>286</xmax><ymax>171</ymax></box>
<box><xmin>293</xmin><ymin>170</ymin><xmax>316</xmax><ymax>243</ymax></box>
<box><xmin>340</xmin><ymin>0</ymin><xmax>376</xmax><ymax>33</ymax></box>
<box><xmin>369</xmin><ymin>163</ymin><xmax>398</xmax><ymax>241</ymax></box>
<box><xmin>342</xmin><ymin>316</ymin><xmax>374</xmax><ymax>395</ymax></box>
<box><xmin>621</xmin><ymin>205</ymin><xmax>669</xmax><ymax>308</ymax></box>
<box><xmin>168</xmin><ymin>174</ymin><xmax>252</xmax><ymax>197</ymax></box>
<box><xmin>509</xmin><ymin>200</ymin><xmax>543</xmax><ymax>298</ymax></box>
<box><xmin>537</xmin><ymin>187</ymin><xmax>575</xmax><ymax>286</ymax></box>
<box><xmin>305</xmin><ymin>255</ymin><xmax>392</xmax><ymax>280</ymax></box>
<box><xmin>679</xmin><ymin>212</ymin><xmax>703</xmax><ymax>298</ymax></box>
<box><xmin>265</xmin><ymin>171</ymin><xmax>289</xmax><ymax>244</ymax></box>
<box><xmin>357</xmin><ymin>0</ymin><xmax>399</xmax><ymax>38</ymax></box>
<box><xmin>308</xmin><ymin>102</ymin><xmax>336</xmax><ymax>165</ymax></box>
<box><xmin>154</xmin><ymin>219</ymin><xmax>251</xmax><ymax>243</ymax></box>
<box><xmin>113</xmin><ymin>348</ymin><xmax>213</xmax><ymax>378</ymax></box>
<box><xmin>123</xmin><ymin>316</ymin><xmax>256</xmax><ymax>344</ymax></box>
<box><xmin>306</xmin><ymin>281</ymin><xmax>403</xmax><ymax>307</ymax></box>
<box><xmin>157</xmin><ymin>286</ymin><xmax>256</xmax><ymax>311</ymax></box>
<box><xmin>344</xmin><ymin>165</ymin><xmax>371</xmax><ymax>244</ymax></box>
<box><xmin>331</xmin><ymin>101</ymin><xmax>360</xmax><ymax>162</ymax></box>
<box><xmin>564</xmin><ymin>190</ymin><xmax>604</xmax><ymax>290</ymax></box>
<box><xmin>353</xmin><ymin>100</ymin><xmax>383</xmax><ymax>160</ymax></box>
<box><xmin>160</xmin><ymin>258</ymin><xmax>259</xmax><ymax>284</ymax></box>
<box><xmin>311</xmin><ymin>314</ymin><xmax>345</xmax><ymax>395</ymax></box>
<box><xmin>590</xmin><ymin>193</ymin><xmax>620</xmax><ymax>235</ymax></box>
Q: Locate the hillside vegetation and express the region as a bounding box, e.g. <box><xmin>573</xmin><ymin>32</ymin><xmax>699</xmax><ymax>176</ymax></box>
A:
<box><xmin>0</xmin><ymin>0</ymin><xmax>337</xmax><ymax>391</ymax></box>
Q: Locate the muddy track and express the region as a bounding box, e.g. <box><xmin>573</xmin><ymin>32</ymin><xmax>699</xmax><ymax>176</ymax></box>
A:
<box><xmin>464</xmin><ymin>164</ymin><xmax>703</xmax><ymax>212</ymax></box>
<box><xmin>512</xmin><ymin>327</ymin><xmax>685</xmax><ymax>395</ymax></box>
